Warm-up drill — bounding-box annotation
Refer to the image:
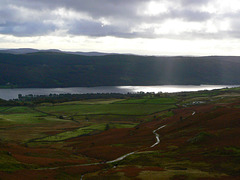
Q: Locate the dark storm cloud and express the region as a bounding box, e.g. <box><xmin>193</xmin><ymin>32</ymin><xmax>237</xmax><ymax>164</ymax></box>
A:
<box><xmin>0</xmin><ymin>21</ymin><xmax>56</xmax><ymax>36</ymax></box>
<box><xmin>67</xmin><ymin>19</ymin><xmax>138</xmax><ymax>38</ymax></box>
<box><xmin>5</xmin><ymin>0</ymin><xmax>145</xmax><ymax>18</ymax></box>
<box><xmin>0</xmin><ymin>4</ymin><xmax>57</xmax><ymax>36</ymax></box>
<box><xmin>0</xmin><ymin>0</ymin><xmax>148</xmax><ymax>37</ymax></box>
<box><xmin>0</xmin><ymin>0</ymin><xmax>238</xmax><ymax>39</ymax></box>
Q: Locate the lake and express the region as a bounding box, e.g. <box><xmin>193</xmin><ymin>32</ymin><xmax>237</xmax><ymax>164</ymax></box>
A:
<box><xmin>0</xmin><ymin>85</ymin><xmax>238</xmax><ymax>100</ymax></box>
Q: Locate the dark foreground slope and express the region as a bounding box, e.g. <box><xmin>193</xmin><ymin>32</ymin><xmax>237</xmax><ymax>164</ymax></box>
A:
<box><xmin>1</xmin><ymin>52</ymin><xmax>240</xmax><ymax>88</ymax></box>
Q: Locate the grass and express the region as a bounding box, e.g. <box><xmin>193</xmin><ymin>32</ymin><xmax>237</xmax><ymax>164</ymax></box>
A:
<box><xmin>185</xmin><ymin>91</ymin><xmax>219</xmax><ymax>98</ymax></box>
<box><xmin>119</xmin><ymin>150</ymin><xmax>211</xmax><ymax>172</ymax></box>
<box><xmin>158</xmin><ymin>111</ymin><xmax>174</xmax><ymax>118</ymax></box>
<box><xmin>0</xmin><ymin>107</ymin><xmax>11</xmax><ymax>112</ymax></box>
<box><xmin>58</xmin><ymin>99</ymin><xmax>122</xmax><ymax>105</ymax></box>
<box><xmin>109</xmin><ymin>123</ymin><xmax>137</xmax><ymax>129</ymax></box>
<box><xmin>187</xmin><ymin>132</ymin><xmax>214</xmax><ymax>144</ymax></box>
<box><xmin>0</xmin><ymin>113</ymin><xmax>67</xmax><ymax>124</ymax></box>
<box><xmin>119</xmin><ymin>151</ymin><xmax>171</xmax><ymax>167</ymax></box>
<box><xmin>0</xmin><ymin>106</ymin><xmax>71</xmax><ymax>124</ymax></box>
<box><xmin>220</xmin><ymin>87</ymin><xmax>240</xmax><ymax>91</ymax></box>
<box><xmin>211</xmin><ymin>146</ymin><xmax>240</xmax><ymax>157</ymax></box>
<box><xmin>116</xmin><ymin>99</ymin><xmax>147</xmax><ymax>104</ymax></box>
<box><xmin>138</xmin><ymin>167</ymin><xmax>221</xmax><ymax>180</ymax></box>
<box><xmin>36</xmin><ymin>104</ymin><xmax>176</xmax><ymax>116</ymax></box>
<box><xmin>146</xmin><ymin>98</ymin><xmax>177</xmax><ymax>104</ymax></box>
<box><xmin>0</xmin><ymin>151</ymin><xmax>25</xmax><ymax>171</ymax></box>
<box><xmin>2</xmin><ymin>106</ymin><xmax>36</xmax><ymax>113</ymax></box>
<box><xmin>35</xmin><ymin>123</ymin><xmax>137</xmax><ymax>142</ymax></box>
<box><xmin>116</xmin><ymin>97</ymin><xmax>177</xmax><ymax>104</ymax></box>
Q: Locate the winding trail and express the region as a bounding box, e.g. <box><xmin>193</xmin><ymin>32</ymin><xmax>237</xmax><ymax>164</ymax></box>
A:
<box><xmin>110</xmin><ymin>111</ymin><xmax>193</xmax><ymax>164</ymax></box>
<box><xmin>36</xmin><ymin>124</ymin><xmax>167</xmax><ymax>171</ymax></box>
<box><xmin>107</xmin><ymin>151</ymin><xmax>136</xmax><ymax>164</ymax></box>
<box><xmin>151</xmin><ymin>125</ymin><xmax>167</xmax><ymax>148</ymax></box>
<box><xmin>36</xmin><ymin>110</ymin><xmax>197</xmax><ymax>179</ymax></box>
<box><xmin>107</xmin><ymin>124</ymin><xmax>166</xmax><ymax>163</ymax></box>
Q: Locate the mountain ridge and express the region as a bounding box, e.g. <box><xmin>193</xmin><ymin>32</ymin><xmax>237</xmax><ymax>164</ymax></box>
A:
<box><xmin>0</xmin><ymin>48</ymin><xmax>120</xmax><ymax>56</ymax></box>
<box><xmin>0</xmin><ymin>51</ymin><xmax>240</xmax><ymax>88</ymax></box>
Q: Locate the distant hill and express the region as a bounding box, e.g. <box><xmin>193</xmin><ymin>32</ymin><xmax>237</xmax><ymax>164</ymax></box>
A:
<box><xmin>0</xmin><ymin>48</ymin><xmax>41</xmax><ymax>54</ymax></box>
<box><xmin>0</xmin><ymin>51</ymin><xmax>240</xmax><ymax>88</ymax></box>
<box><xmin>0</xmin><ymin>48</ymin><xmax>114</xmax><ymax>56</ymax></box>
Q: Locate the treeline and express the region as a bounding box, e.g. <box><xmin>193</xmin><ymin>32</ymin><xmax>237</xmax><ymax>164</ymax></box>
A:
<box><xmin>1</xmin><ymin>87</ymin><xmax>239</xmax><ymax>106</ymax></box>
<box><xmin>16</xmin><ymin>92</ymin><xmax>159</xmax><ymax>104</ymax></box>
<box><xmin>0</xmin><ymin>98</ymin><xmax>21</xmax><ymax>106</ymax></box>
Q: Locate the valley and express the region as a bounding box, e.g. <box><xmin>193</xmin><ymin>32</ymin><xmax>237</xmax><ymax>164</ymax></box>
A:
<box><xmin>0</xmin><ymin>87</ymin><xmax>240</xmax><ymax>179</ymax></box>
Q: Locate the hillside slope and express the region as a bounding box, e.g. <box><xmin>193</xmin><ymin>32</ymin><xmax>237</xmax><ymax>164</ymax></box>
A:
<box><xmin>0</xmin><ymin>52</ymin><xmax>240</xmax><ymax>88</ymax></box>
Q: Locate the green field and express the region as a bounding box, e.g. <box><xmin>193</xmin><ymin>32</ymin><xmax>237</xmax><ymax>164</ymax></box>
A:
<box><xmin>0</xmin><ymin>107</ymin><xmax>10</xmax><ymax>112</ymax></box>
<box><xmin>0</xmin><ymin>98</ymin><xmax>176</xmax><ymax>125</ymax></box>
<box><xmin>2</xmin><ymin>107</ymin><xmax>36</xmax><ymax>113</ymax></box>
<box><xmin>35</xmin><ymin>123</ymin><xmax>137</xmax><ymax>142</ymax></box>
<box><xmin>0</xmin><ymin>106</ymin><xmax>68</xmax><ymax>124</ymax></box>
<box><xmin>0</xmin><ymin>114</ymin><xmax>68</xmax><ymax>125</ymax></box>
<box><xmin>36</xmin><ymin>104</ymin><xmax>176</xmax><ymax>116</ymax></box>
<box><xmin>57</xmin><ymin>99</ymin><xmax>122</xmax><ymax>105</ymax></box>
<box><xmin>116</xmin><ymin>97</ymin><xmax>177</xmax><ymax>104</ymax></box>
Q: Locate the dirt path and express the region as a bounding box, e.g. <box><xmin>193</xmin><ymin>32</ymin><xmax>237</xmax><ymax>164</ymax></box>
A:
<box><xmin>36</xmin><ymin>124</ymin><xmax>167</xmax><ymax>171</ymax></box>
<box><xmin>151</xmin><ymin>125</ymin><xmax>167</xmax><ymax>148</ymax></box>
<box><xmin>36</xmin><ymin>109</ymin><xmax>196</xmax><ymax>172</ymax></box>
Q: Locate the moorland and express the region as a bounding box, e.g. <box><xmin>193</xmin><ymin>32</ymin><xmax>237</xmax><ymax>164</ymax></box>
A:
<box><xmin>0</xmin><ymin>87</ymin><xmax>240</xmax><ymax>179</ymax></box>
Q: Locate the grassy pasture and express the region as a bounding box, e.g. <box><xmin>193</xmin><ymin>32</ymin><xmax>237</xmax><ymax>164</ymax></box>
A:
<box><xmin>0</xmin><ymin>107</ymin><xmax>11</xmax><ymax>112</ymax></box>
<box><xmin>116</xmin><ymin>97</ymin><xmax>177</xmax><ymax>104</ymax></box>
<box><xmin>36</xmin><ymin>104</ymin><xmax>176</xmax><ymax>116</ymax></box>
<box><xmin>0</xmin><ymin>112</ymin><xmax>67</xmax><ymax>124</ymax></box>
<box><xmin>35</xmin><ymin>123</ymin><xmax>137</xmax><ymax>142</ymax></box>
<box><xmin>57</xmin><ymin>99</ymin><xmax>122</xmax><ymax>105</ymax></box>
<box><xmin>116</xmin><ymin>99</ymin><xmax>147</xmax><ymax>104</ymax></box>
<box><xmin>0</xmin><ymin>106</ymin><xmax>70</xmax><ymax>125</ymax></box>
<box><xmin>2</xmin><ymin>107</ymin><xmax>36</xmax><ymax>113</ymax></box>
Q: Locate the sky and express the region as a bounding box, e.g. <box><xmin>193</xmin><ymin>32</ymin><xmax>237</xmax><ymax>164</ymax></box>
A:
<box><xmin>1</xmin><ymin>0</ymin><xmax>240</xmax><ymax>56</ymax></box>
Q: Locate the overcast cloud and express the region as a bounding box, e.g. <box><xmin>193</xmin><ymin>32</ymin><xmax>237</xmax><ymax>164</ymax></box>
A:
<box><xmin>0</xmin><ymin>0</ymin><xmax>240</xmax><ymax>55</ymax></box>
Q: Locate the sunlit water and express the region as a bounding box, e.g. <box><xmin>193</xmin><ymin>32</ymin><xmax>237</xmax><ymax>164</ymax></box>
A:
<box><xmin>0</xmin><ymin>85</ymin><xmax>238</xmax><ymax>100</ymax></box>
